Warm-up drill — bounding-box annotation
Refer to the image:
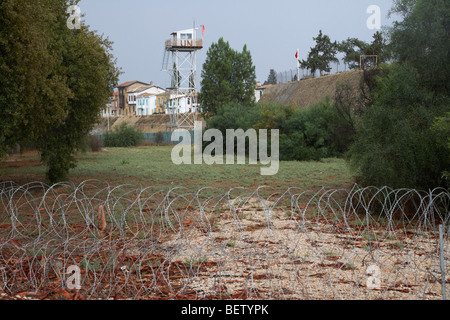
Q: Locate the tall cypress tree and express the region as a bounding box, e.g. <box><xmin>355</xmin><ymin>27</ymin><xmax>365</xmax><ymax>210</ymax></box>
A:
<box><xmin>199</xmin><ymin>38</ymin><xmax>256</xmax><ymax>117</ymax></box>
<box><xmin>264</xmin><ymin>69</ymin><xmax>278</xmax><ymax>85</ymax></box>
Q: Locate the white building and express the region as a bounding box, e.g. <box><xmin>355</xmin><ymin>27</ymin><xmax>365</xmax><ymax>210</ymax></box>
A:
<box><xmin>127</xmin><ymin>83</ymin><xmax>166</xmax><ymax>108</ymax></box>
<box><xmin>136</xmin><ymin>93</ymin><xmax>157</xmax><ymax>115</ymax></box>
<box><xmin>167</xmin><ymin>92</ymin><xmax>199</xmax><ymax>114</ymax></box>
<box><xmin>255</xmin><ymin>82</ymin><xmax>271</xmax><ymax>103</ymax></box>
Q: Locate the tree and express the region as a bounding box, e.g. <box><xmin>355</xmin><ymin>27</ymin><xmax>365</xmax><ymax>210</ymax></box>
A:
<box><xmin>300</xmin><ymin>30</ymin><xmax>338</xmax><ymax>76</ymax></box>
<box><xmin>0</xmin><ymin>0</ymin><xmax>71</xmax><ymax>157</ymax></box>
<box><xmin>365</xmin><ymin>31</ymin><xmax>389</xmax><ymax>65</ymax></box>
<box><xmin>348</xmin><ymin>0</ymin><xmax>450</xmax><ymax>190</ymax></box>
<box><xmin>338</xmin><ymin>38</ymin><xmax>368</xmax><ymax>70</ymax></box>
<box><xmin>0</xmin><ymin>0</ymin><xmax>120</xmax><ymax>183</ymax></box>
<box><xmin>264</xmin><ymin>69</ymin><xmax>277</xmax><ymax>85</ymax></box>
<box><xmin>338</xmin><ymin>32</ymin><xmax>389</xmax><ymax>70</ymax></box>
<box><xmin>199</xmin><ymin>38</ymin><xmax>256</xmax><ymax>117</ymax></box>
<box><xmin>388</xmin><ymin>0</ymin><xmax>450</xmax><ymax>93</ymax></box>
<box><xmin>433</xmin><ymin>112</ymin><xmax>450</xmax><ymax>184</ymax></box>
<box><xmin>348</xmin><ymin>64</ymin><xmax>448</xmax><ymax>189</ymax></box>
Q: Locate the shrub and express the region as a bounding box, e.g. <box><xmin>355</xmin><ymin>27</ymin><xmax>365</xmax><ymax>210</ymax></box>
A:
<box><xmin>433</xmin><ymin>112</ymin><xmax>450</xmax><ymax>185</ymax></box>
<box><xmin>104</xmin><ymin>122</ymin><xmax>143</xmax><ymax>148</ymax></box>
<box><xmin>348</xmin><ymin>64</ymin><xmax>449</xmax><ymax>189</ymax></box>
<box><xmin>278</xmin><ymin>100</ymin><xmax>346</xmax><ymax>161</ymax></box>
<box><xmin>205</xmin><ymin>100</ymin><xmax>353</xmax><ymax>162</ymax></box>
<box><xmin>154</xmin><ymin>132</ymin><xmax>165</xmax><ymax>145</ymax></box>
<box><xmin>206</xmin><ymin>102</ymin><xmax>259</xmax><ymax>132</ymax></box>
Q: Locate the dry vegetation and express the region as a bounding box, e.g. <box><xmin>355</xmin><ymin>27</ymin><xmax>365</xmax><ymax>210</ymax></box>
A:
<box><xmin>260</xmin><ymin>69</ymin><xmax>363</xmax><ymax>108</ymax></box>
<box><xmin>1</xmin><ymin>181</ymin><xmax>448</xmax><ymax>300</ymax></box>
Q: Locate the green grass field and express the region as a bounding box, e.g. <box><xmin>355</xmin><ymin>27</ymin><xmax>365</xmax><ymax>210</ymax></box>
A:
<box><xmin>0</xmin><ymin>146</ymin><xmax>355</xmax><ymax>191</ymax></box>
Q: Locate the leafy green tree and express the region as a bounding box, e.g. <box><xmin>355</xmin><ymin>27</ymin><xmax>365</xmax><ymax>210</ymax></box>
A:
<box><xmin>348</xmin><ymin>0</ymin><xmax>450</xmax><ymax>189</ymax></box>
<box><xmin>338</xmin><ymin>38</ymin><xmax>367</xmax><ymax>70</ymax></box>
<box><xmin>206</xmin><ymin>103</ymin><xmax>259</xmax><ymax>133</ymax></box>
<box><xmin>0</xmin><ymin>0</ymin><xmax>120</xmax><ymax>183</ymax></box>
<box><xmin>348</xmin><ymin>64</ymin><xmax>449</xmax><ymax>189</ymax></box>
<box><xmin>338</xmin><ymin>32</ymin><xmax>389</xmax><ymax>70</ymax></box>
<box><xmin>264</xmin><ymin>69</ymin><xmax>277</xmax><ymax>85</ymax></box>
<box><xmin>39</xmin><ymin>4</ymin><xmax>120</xmax><ymax>183</ymax></box>
<box><xmin>0</xmin><ymin>0</ymin><xmax>71</xmax><ymax>157</ymax></box>
<box><xmin>206</xmin><ymin>100</ymin><xmax>352</xmax><ymax>162</ymax></box>
<box><xmin>365</xmin><ymin>32</ymin><xmax>390</xmax><ymax>65</ymax></box>
<box><xmin>388</xmin><ymin>0</ymin><xmax>450</xmax><ymax>93</ymax></box>
<box><xmin>300</xmin><ymin>30</ymin><xmax>338</xmax><ymax>76</ymax></box>
<box><xmin>199</xmin><ymin>38</ymin><xmax>256</xmax><ymax>117</ymax></box>
<box><xmin>433</xmin><ymin>112</ymin><xmax>450</xmax><ymax>184</ymax></box>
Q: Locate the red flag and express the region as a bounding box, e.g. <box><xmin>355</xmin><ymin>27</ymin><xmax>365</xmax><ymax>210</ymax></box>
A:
<box><xmin>295</xmin><ymin>50</ymin><xmax>299</xmax><ymax>59</ymax></box>
<box><xmin>202</xmin><ymin>25</ymin><xmax>205</xmax><ymax>37</ymax></box>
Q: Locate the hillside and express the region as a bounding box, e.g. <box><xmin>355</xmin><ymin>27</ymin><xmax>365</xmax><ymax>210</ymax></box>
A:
<box><xmin>260</xmin><ymin>69</ymin><xmax>364</xmax><ymax>108</ymax></box>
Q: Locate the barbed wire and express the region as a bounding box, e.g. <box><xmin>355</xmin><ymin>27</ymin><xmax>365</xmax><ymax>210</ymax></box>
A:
<box><xmin>0</xmin><ymin>181</ymin><xmax>448</xmax><ymax>300</ymax></box>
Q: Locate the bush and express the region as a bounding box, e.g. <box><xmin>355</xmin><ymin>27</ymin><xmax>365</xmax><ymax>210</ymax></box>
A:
<box><xmin>433</xmin><ymin>112</ymin><xmax>450</xmax><ymax>185</ymax></box>
<box><xmin>348</xmin><ymin>64</ymin><xmax>449</xmax><ymax>189</ymax></box>
<box><xmin>204</xmin><ymin>100</ymin><xmax>353</xmax><ymax>162</ymax></box>
<box><xmin>154</xmin><ymin>132</ymin><xmax>165</xmax><ymax>145</ymax></box>
<box><xmin>278</xmin><ymin>99</ymin><xmax>349</xmax><ymax>161</ymax></box>
<box><xmin>104</xmin><ymin>122</ymin><xmax>143</xmax><ymax>148</ymax></box>
<box><xmin>206</xmin><ymin>102</ymin><xmax>259</xmax><ymax>132</ymax></box>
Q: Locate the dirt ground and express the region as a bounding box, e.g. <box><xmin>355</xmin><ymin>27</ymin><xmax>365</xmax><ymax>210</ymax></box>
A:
<box><xmin>0</xmin><ymin>190</ymin><xmax>448</xmax><ymax>301</ymax></box>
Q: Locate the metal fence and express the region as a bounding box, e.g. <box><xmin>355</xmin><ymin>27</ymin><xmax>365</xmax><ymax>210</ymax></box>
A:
<box><xmin>0</xmin><ymin>181</ymin><xmax>449</xmax><ymax>300</ymax></box>
<box><xmin>276</xmin><ymin>61</ymin><xmax>349</xmax><ymax>84</ymax></box>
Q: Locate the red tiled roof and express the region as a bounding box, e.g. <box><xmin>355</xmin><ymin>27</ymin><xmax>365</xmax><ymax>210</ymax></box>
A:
<box><xmin>117</xmin><ymin>80</ymin><xmax>149</xmax><ymax>88</ymax></box>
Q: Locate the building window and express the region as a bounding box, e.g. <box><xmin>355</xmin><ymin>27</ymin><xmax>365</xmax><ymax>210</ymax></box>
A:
<box><xmin>181</xmin><ymin>33</ymin><xmax>192</xmax><ymax>40</ymax></box>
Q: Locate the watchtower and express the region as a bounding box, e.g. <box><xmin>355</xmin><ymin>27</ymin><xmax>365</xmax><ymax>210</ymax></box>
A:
<box><xmin>162</xmin><ymin>27</ymin><xmax>203</xmax><ymax>131</ymax></box>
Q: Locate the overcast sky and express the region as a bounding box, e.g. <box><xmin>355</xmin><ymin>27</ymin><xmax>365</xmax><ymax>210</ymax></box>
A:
<box><xmin>78</xmin><ymin>0</ymin><xmax>399</xmax><ymax>89</ymax></box>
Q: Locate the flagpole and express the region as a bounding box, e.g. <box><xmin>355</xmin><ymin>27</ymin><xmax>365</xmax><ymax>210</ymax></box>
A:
<box><xmin>296</xmin><ymin>49</ymin><xmax>300</xmax><ymax>81</ymax></box>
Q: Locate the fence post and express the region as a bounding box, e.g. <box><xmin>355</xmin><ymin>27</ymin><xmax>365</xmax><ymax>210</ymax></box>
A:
<box><xmin>439</xmin><ymin>224</ymin><xmax>447</xmax><ymax>300</ymax></box>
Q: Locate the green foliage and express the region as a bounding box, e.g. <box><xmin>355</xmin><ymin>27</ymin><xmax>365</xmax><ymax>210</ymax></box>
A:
<box><xmin>264</xmin><ymin>69</ymin><xmax>278</xmax><ymax>85</ymax></box>
<box><xmin>0</xmin><ymin>0</ymin><xmax>120</xmax><ymax>183</ymax></box>
<box><xmin>338</xmin><ymin>32</ymin><xmax>389</xmax><ymax>70</ymax></box>
<box><xmin>300</xmin><ymin>30</ymin><xmax>338</xmax><ymax>76</ymax></box>
<box><xmin>388</xmin><ymin>0</ymin><xmax>450</xmax><ymax>93</ymax></box>
<box><xmin>205</xmin><ymin>99</ymin><xmax>354</xmax><ymax>162</ymax></box>
<box><xmin>348</xmin><ymin>64</ymin><xmax>449</xmax><ymax>189</ymax></box>
<box><xmin>199</xmin><ymin>38</ymin><xmax>256</xmax><ymax>117</ymax></box>
<box><xmin>347</xmin><ymin>0</ymin><xmax>450</xmax><ymax>190</ymax></box>
<box><xmin>432</xmin><ymin>112</ymin><xmax>450</xmax><ymax>183</ymax></box>
<box><xmin>278</xmin><ymin>100</ymin><xmax>351</xmax><ymax>161</ymax></box>
<box><xmin>104</xmin><ymin>123</ymin><xmax>143</xmax><ymax>148</ymax></box>
<box><xmin>0</xmin><ymin>0</ymin><xmax>71</xmax><ymax>157</ymax></box>
<box><xmin>206</xmin><ymin>102</ymin><xmax>259</xmax><ymax>133</ymax></box>
<box><xmin>154</xmin><ymin>132</ymin><xmax>165</xmax><ymax>145</ymax></box>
